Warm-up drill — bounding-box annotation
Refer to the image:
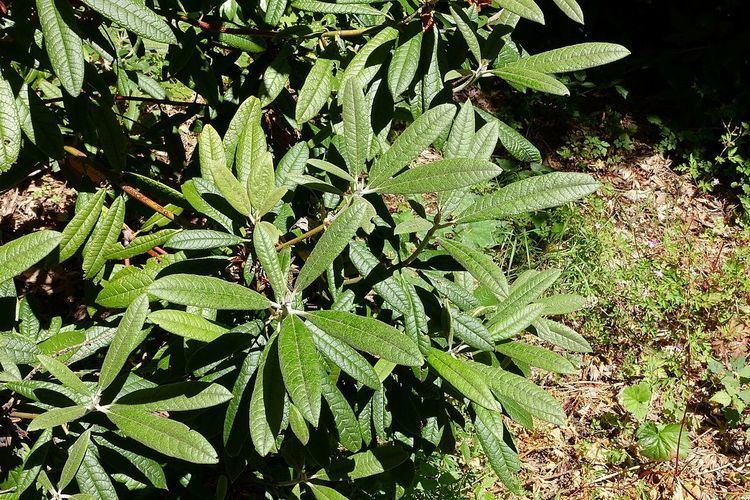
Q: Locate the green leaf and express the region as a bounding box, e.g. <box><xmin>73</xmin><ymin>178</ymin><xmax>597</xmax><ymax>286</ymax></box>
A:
<box><xmin>223</xmin><ymin>350</ymin><xmax>262</xmax><ymax>449</ymax></box>
<box><xmin>450</xmin><ymin>6</ymin><xmax>482</xmax><ymax>64</ymax></box>
<box><xmin>92</xmin><ymin>434</ymin><xmax>167</xmax><ymax>489</ymax></box>
<box><xmin>148</xmin><ymin>274</ymin><xmax>270</xmax><ymax>310</ymax></box>
<box><xmin>426</xmin><ymin>348</ymin><xmax>500</xmax><ymax>411</ymax></box>
<box><xmin>36</xmin><ymin>0</ymin><xmax>84</xmax><ymax>96</ymax></box>
<box><xmin>288</xmin><ymin>402</ymin><xmax>310</xmax><ymax>444</ymax></box>
<box><xmin>308</xmin><ymin>159</ymin><xmax>355</xmax><ymax>182</ymax></box>
<box><xmin>59</xmin><ymin>429</ymin><xmax>91</xmax><ymax>490</ymax></box>
<box><xmin>247</xmin><ymin>151</ymin><xmax>276</xmax><ymax>211</ymax></box>
<box><xmin>278</xmin><ymin>316</ymin><xmax>322</xmax><ymax>425</ymax></box>
<box><xmin>474</xmin><ymin>408</ymin><xmax>522</xmax><ymax>493</ymax></box>
<box><xmin>507</xmin><ymin>43</ymin><xmax>630</xmax><ymax>74</ymax></box>
<box><xmin>341</xmin><ymin>77</ymin><xmax>370</xmax><ymax>177</ymax></box>
<box><xmin>224</xmin><ymin>97</ymin><xmax>262</xmax><ymax>166</ymax></box>
<box><xmin>76</xmin><ymin>444</ymin><xmax>117</xmax><ymax>500</ymax></box>
<box><xmin>620</xmin><ymin>382</ymin><xmax>652</xmax><ymax>421</ymax></box>
<box><xmin>309</xmin><ymin>323</ymin><xmax>380</xmax><ymax>389</ymax></box>
<box><xmin>198</xmin><ymin>123</ymin><xmax>226</xmax><ymax>184</ymax></box>
<box><xmin>457</xmin><ymin>172</ymin><xmax>600</xmax><ymax>223</ymax></box>
<box><xmin>0</xmin><ymin>75</ymin><xmax>21</xmax><ymax>173</ymax></box>
<box><xmin>37</xmin><ymin>354</ymin><xmax>90</xmax><ymax>395</ymax></box>
<box><xmin>0</xmin><ymin>230</ymin><xmax>61</xmax><ymax>283</ymax></box>
<box><xmin>479</xmin><ymin>364</ymin><xmax>566</xmax><ymax>425</ymax></box>
<box><xmin>636</xmin><ymin>422</ymin><xmax>690</xmax><ymax>461</ymax></box>
<box><xmin>276</xmin><ymin>142</ymin><xmax>310</xmax><ymax>189</ymax></box>
<box><xmin>27</xmin><ymin>405</ymin><xmax>87</xmax><ymax>431</ymax></box>
<box><xmin>165</xmin><ymin>229</ymin><xmax>245</xmax><ymax>250</ymax></box>
<box><xmin>12</xmin><ymin>429</ymin><xmax>51</xmax><ymax>496</ymax></box>
<box><xmin>321</xmin><ymin>376</ymin><xmax>362</xmax><ymax>452</ymax></box>
<box><xmin>105</xmin><ymin>229</ymin><xmax>178</xmax><ymax>260</ymax></box>
<box><xmin>236</xmin><ymin>122</ymin><xmax>268</xmax><ymax>187</ymax></box>
<box><xmin>95</xmin><ymin>261</ymin><xmax>163</xmax><ymax>309</ymax></box>
<box><xmin>450</xmin><ymin>307</ymin><xmax>494</xmax><ymax>351</ymax></box>
<box><xmin>16</xmin><ymin>84</ymin><xmax>64</xmax><ymax>159</ymax></box>
<box><xmin>99</xmin><ymin>294</ymin><xmax>150</xmax><ymax>390</ymax></box>
<box><xmin>439</xmin><ymin>238</ymin><xmax>508</xmax><ymax>297</ymax></box>
<box><xmin>376</xmin><ymin>158</ymin><xmax>501</xmax><ymax>194</ymax></box>
<box><xmin>254</xmin><ymin>222</ymin><xmax>288</xmax><ymax>300</ymax></box>
<box><xmin>495</xmin><ymin>341</ymin><xmax>576</xmax><ymax>374</ymax></box>
<box><xmin>264</xmin><ymin>0</ymin><xmax>287</xmax><ymax>26</ymax></box>
<box><xmin>296</xmin><ymin>57</ymin><xmax>334</xmax><ymax>124</ymax></box>
<box><xmin>60</xmin><ymin>190</ymin><xmax>106</xmax><ymax>262</ymax></box>
<box><xmin>393</xmin><ymin>216</ymin><xmax>433</xmax><ymax>235</ymax></box>
<box><xmin>445</xmin><ymin>99</ymin><xmax>475</xmax><ymax>159</ymax></box>
<box><xmin>293</xmin><ymin>1</ymin><xmax>382</xmax><ymax>16</ymax></box>
<box><xmin>307</xmin><ymin>311</ymin><xmax>423</xmax><ymax>367</ymax></box>
<box><xmin>349</xmin><ymin>241</ymin><xmax>410</xmax><ymax>313</ymax></box>
<box><xmin>148</xmin><ymin>309</ymin><xmax>228</xmax><ymax>342</ymax></box>
<box><xmin>495</xmin><ymin>119</ymin><xmax>541</xmax><ymax>162</ymax></box>
<box><xmin>259</xmin><ymin>50</ymin><xmax>291</xmax><ymax>107</ymax></box>
<box><xmin>249</xmin><ymin>334</ymin><xmax>284</xmax><ymax>456</ymax></box>
<box><xmin>201</xmin><ymin>126</ymin><xmax>252</xmax><ymax>216</ymax></box>
<box><xmin>426</xmin><ymin>272</ymin><xmax>480</xmax><ymax>311</ymax></box>
<box><xmin>106</xmin><ymin>405</ymin><xmax>219</xmax><ymax>464</ymax></box>
<box><xmin>534</xmin><ymin>318</ymin><xmax>592</xmax><ymax>352</ymax></box>
<box><xmin>116</xmin><ymin>381</ymin><xmax>232</xmax><ymax>411</ymax></box>
<box><xmin>388</xmin><ymin>31</ymin><xmax>422</xmax><ymax>98</ymax></box>
<box><xmin>536</xmin><ymin>293</ymin><xmax>587</xmax><ymax>315</ymax></box>
<box><xmin>309</xmin><ymin>483</ymin><xmax>349</xmax><ymax>500</ymax></box>
<box><xmin>552</xmin><ymin>0</ymin><xmax>584</xmax><ymax>23</ymax></box>
<box><xmin>497</xmin><ymin>0</ymin><xmax>544</xmax><ymax>24</ymax></box>
<box><xmin>82</xmin><ymin>196</ymin><xmax>125</xmax><ymax>279</ymax></box>
<box><xmin>345</xmin><ymin>445</ymin><xmax>409</xmax><ymax>480</ymax></box>
<box><xmin>491</xmin><ymin>67</ymin><xmax>570</xmax><ymax>96</ymax></box>
<box><xmin>80</xmin><ymin>0</ymin><xmax>176</xmax><ymax>44</ymax></box>
<box><xmin>296</xmin><ymin>197</ymin><xmax>369</xmax><ymax>291</ymax></box>
<box><xmin>368</xmin><ymin>103</ymin><xmax>456</xmax><ymax>186</ymax></box>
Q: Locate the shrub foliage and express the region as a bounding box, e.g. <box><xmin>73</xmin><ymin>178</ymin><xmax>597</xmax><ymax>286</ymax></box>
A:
<box><xmin>0</xmin><ymin>0</ymin><xmax>627</xmax><ymax>497</ymax></box>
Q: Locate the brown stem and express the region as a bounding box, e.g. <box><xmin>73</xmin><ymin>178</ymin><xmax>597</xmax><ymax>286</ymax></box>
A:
<box><xmin>10</xmin><ymin>411</ymin><xmax>39</xmax><ymax>419</ymax></box>
<box><xmin>276</xmin><ymin>222</ymin><xmax>328</xmax><ymax>250</ymax></box>
<box><xmin>45</xmin><ymin>94</ymin><xmax>206</xmax><ymax>107</ymax></box>
<box><xmin>121</xmin><ymin>185</ymin><xmax>175</xmax><ymax>220</ymax></box>
<box><xmin>395</xmin><ymin>214</ymin><xmax>442</xmax><ymax>269</ymax></box>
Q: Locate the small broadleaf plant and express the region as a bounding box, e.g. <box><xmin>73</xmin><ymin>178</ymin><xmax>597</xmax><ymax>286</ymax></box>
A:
<box><xmin>0</xmin><ymin>0</ymin><xmax>627</xmax><ymax>497</ymax></box>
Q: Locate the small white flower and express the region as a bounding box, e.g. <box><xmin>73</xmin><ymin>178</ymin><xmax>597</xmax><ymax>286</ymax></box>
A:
<box><xmin>654</xmin><ymin>269</ymin><xmax>664</xmax><ymax>278</ymax></box>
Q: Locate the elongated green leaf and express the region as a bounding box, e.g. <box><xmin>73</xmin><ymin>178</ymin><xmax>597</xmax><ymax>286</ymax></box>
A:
<box><xmin>223</xmin><ymin>350</ymin><xmax>262</xmax><ymax>449</ymax></box>
<box><xmin>276</xmin><ymin>142</ymin><xmax>310</xmax><ymax>189</ymax></box>
<box><xmin>310</xmin><ymin>483</ymin><xmax>349</xmax><ymax>500</ymax></box>
<box><xmin>224</xmin><ymin>97</ymin><xmax>262</xmax><ymax>165</ymax></box>
<box><xmin>116</xmin><ymin>381</ymin><xmax>232</xmax><ymax>411</ymax></box>
<box><xmin>348</xmin><ymin>241</ymin><xmax>409</xmax><ymax>313</ymax></box>
<box><xmin>16</xmin><ymin>84</ymin><xmax>63</xmax><ymax>159</ymax></box>
<box><xmin>457</xmin><ymin>172</ymin><xmax>600</xmax><ymax>223</ymax></box>
<box><xmin>296</xmin><ymin>57</ymin><xmax>334</xmax><ymax>124</ymax></box>
<box><xmin>496</xmin><ymin>119</ymin><xmax>541</xmax><ymax>162</ymax></box>
<box><xmin>95</xmin><ymin>261</ymin><xmax>162</xmax><ymax>308</ymax></box>
<box><xmin>287</xmin><ymin>402</ymin><xmax>309</xmax><ymax>444</ymax></box>
<box><xmin>293</xmin><ymin>1</ymin><xmax>382</xmax><ymax>16</ymax></box>
<box><xmin>489</xmin><ymin>302</ymin><xmax>544</xmax><ymax>340</ymax></box>
<box><xmin>99</xmin><ymin>294</ymin><xmax>149</xmax><ymax>390</ymax></box>
<box><xmin>37</xmin><ymin>354</ymin><xmax>90</xmax><ymax>395</ymax></box>
<box><xmin>0</xmin><ymin>76</ymin><xmax>21</xmax><ymax>173</ymax></box>
<box><xmin>28</xmin><ymin>405</ymin><xmax>87</xmax><ymax>431</ymax></box>
<box><xmin>36</xmin><ymin>0</ymin><xmax>84</xmax><ymax>96</ymax></box>
<box><xmin>279</xmin><ymin>316</ymin><xmax>322</xmax><ymax>425</ymax></box>
<box><xmin>0</xmin><ymin>230</ymin><xmax>61</xmax><ymax>283</ymax></box>
<box><xmin>148</xmin><ymin>274</ymin><xmax>270</xmax><ymax>310</ymax></box>
<box><xmin>80</xmin><ymin>0</ymin><xmax>176</xmax><ymax>44</ymax></box>
<box><xmin>12</xmin><ymin>430</ymin><xmax>51</xmax><ymax>497</ymax></box>
<box><xmin>148</xmin><ymin>309</ymin><xmax>228</xmax><ymax>342</ymax></box>
<box><xmin>75</xmin><ymin>444</ymin><xmax>117</xmax><ymax>499</ymax></box>
<box><xmin>478</xmin><ymin>364</ymin><xmax>566</xmax><ymax>425</ymax></box>
<box><xmin>92</xmin><ymin>434</ymin><xmax>167</xmax><ymax>489</ymax></box>
<box><xmin>165</xmin><ymin>229</ymin><xmax>245</xmax><ymax>250</ymax></box>
<box><xmin>494</xmin><ymin>269</ymin><xmax>561</xmax><ymax>318</ymax></box>
<box><xmin>201</xmin><ymin>127</ymin><xmax>252</xmax><ymax>216</ymax></box>
<box><xmin>249</xmin><ymin>334</ymin><xmax>284</xmax><ymax>456</ymax></box>
<box><xmin>264</xmin><ymin>0</ymin><xmax>287</xmax><ymax>26</ymax></box>
<box><xmin>427</xmin><ymin>348</ymin><xmax>500</xmax><ymax>410</ymax></box>
<box><xmin>309</xmin><ymin>323</ymin><xmax>380</xmax><ymax>389</ymax></box>
<box><xmin>296</xmin><ymin>197</ymin><xmax>369</xmax><ymax>291</ymax></box>
<box><xmin>59</xmin><ymin>429</ymin><xmax>90</xmax><ymax>490</ymax></box>
<box><xmin>106</xmin><ymin>405</ymin><xmax>218</xmax><ymax>463</ymax></box>
<box><xmin>377</xmin><ymin>158</ymin><xmax>501</xmax><ymax>194</ymax></box>
<box><xmin>445</xmin><ymin>99</ymin><xmax>475</xmax><ymax>159</ymax></box>
<box><xmin>450</xmin><ymin>308</ymin><xmax>494</xmax><ymax>351</ymax></box>
<box><xmin>342</xmin><ymin>77</ymin><xmax>370</xmax><ymax>176</ymax></box>
<box><xmin>534</xmin><ymin>318</ymin><xmax>591</xmax><ymax>353</ymax></box>
<box><xmin>388</xmin><ymin>31</ymin><xmax>422</xmax><ymax>97</ymax></box>
<box><xmin>474</xmin><ymin>408</ymin><xmax>522</xmax><ymax>493</ymax></box>
<box><xmin>308</xmin><ymin>311</ymin><xmax>423</xmax><ymax>367</ymax></box>
<box><xmin>426</xmin><ymin>272</ymin><xmax>480</xmax><ymax>311</ymax></box>
<box><xmin>341</xmin><ymin>27</ymin><xmax>398</xmax><ymax>87</ymax></box>
<box><xmin>236</xmin><ymin>122</ymin><xmax>268</xmax><ymax>187</ymax></box>
<box><xmin>82</xmin><ymin>196</ymin><xmax>125</xmax><ymax>279</ymax></box>
<box><xmin>247</xmin><ymin>151</ymin><xmax>276</xmax><ymax>211</ymax></box>
<box><xmin>308</xmin><ymin>159</ymin><xmax>355</xmax><ymax>182</ymax></box>
<box><xmin>368</xmin><ymin>103</ymin><xmax>456</xmax><ymax>186</ymax></box>
<box><xmin>259</xmin><ymin>50</ymin><xmax>290</xmax><ymax>106</ymax></box>
<box><xmin>469</xmin><ymin>121</ymin><xmax>499</xmax><ymax>160</ymax></box>
<box><xmin>320</xmin><ymin>376</ymin><xmax>362</xmax><ymax>452</ymax></box>
<box><xmin>496</xmin><ymin>341</ymin><xmax>576</xmax><ymax>374</ymax></box>
<box><xmin>105</xmin><ymin>229</ymin><xmax>178</xmax><ymax>260</ymax></box>
<box><xmin>552</xmin><ymin>0</ymin><xmax>584</xmax><ymax>23</ymax></box>
<box><xmin>492</xmin><ymin>66</ymin><xmax>570</xmax><ymax>95</ymax></box>
<box><xmin>198</xmin><ymin>123</ymin><xmax>226</xmax><ymax>184</ymax></box>
<box><xmin>254</xmin><ymin>222</ymin><xmax>287</xmax><ymax>300</ymax></box>
<box><xmin>439</xmin><ymin>238</ymin><xmax>508</xmax><ymax>297</ymax></box>
<box><xmin>59</xmin><ymin>190</ymin><xmax>106</xmax><ymax>262</ymax></box>
<box><xmin>450</xmin><ymin>6</ymin><xmax>481</xmax><ymax>63</ymax></box>
<box><xmin>536</xmin><ymin>294</ymin><xmax>587</xmax><ymax>315</ymax></box>
<box><xmin>497</xmin><ymin>0</ymin><xmax>544</xmax><ymax>24</ymax></box>
<box><xmin>345</xmin><ymin>445</ymin><xmax>409</xmax><ymax>480</ymax></box>
<box><xmin>507</xmin><ymin>43</ymin><xmax>630</xmax><ymax>73</ymax></box>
